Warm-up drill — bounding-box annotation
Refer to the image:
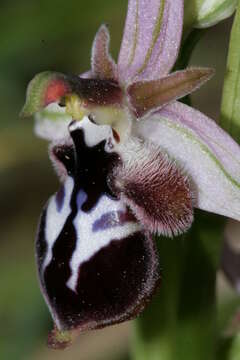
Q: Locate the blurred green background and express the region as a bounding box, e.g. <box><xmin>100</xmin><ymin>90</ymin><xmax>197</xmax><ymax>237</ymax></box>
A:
<box><xmin>0</xmin><ymin>1</ymin><xmax>235</xmax><ymax>359</ymax></box>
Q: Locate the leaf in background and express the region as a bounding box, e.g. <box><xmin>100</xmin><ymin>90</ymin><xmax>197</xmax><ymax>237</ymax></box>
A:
<box><xmin>132</xmin><ymin>211</ymin><xmax>225</xmax><ymax>360</ymax></box>
<box><xmin>227</xmin><ymin>333</ymin><xmax>240</xmax><ymax>359</ymax></box>
<box><xmin>220</xmin><ymin>2</ymin><xmax>240</xmax><ymax>142</ymax></box>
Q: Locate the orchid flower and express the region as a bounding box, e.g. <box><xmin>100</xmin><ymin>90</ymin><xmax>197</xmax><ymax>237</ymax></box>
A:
<box><xmin>21</xmin><ymin>0</ymin><xmax>240</xmax><ymax>349</ymax></box>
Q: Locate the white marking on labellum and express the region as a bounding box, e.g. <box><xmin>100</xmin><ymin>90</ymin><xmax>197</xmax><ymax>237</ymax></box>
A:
<box><xmin>66</xmin><ymin>194</ymin><xmax>140</xmax><ymax>292</ymax></box>
<box><xmin>69</xmin><ymin>116</ymin><xmax>115</xmax><ymax>150</ymax></box>
<box><xmin>42</xmin><ymin>177</ymin><xmax>74</xmax><ymax>272</ymax></box>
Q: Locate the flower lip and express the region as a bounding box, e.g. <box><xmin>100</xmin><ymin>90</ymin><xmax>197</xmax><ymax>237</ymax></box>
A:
<box><xmin>37</xmin><ymin>117</ymin><xmax>160</xmax><ymax>338</ymax></box>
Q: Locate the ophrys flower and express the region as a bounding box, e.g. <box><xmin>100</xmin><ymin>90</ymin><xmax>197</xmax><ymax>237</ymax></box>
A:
<box><xmin>21</xmin><ymin>0</ymin><xmax>240</xmax><ymax>348</ymax></box>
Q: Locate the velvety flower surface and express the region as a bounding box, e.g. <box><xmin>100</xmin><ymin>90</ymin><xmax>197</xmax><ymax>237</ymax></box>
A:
<box><xmin>21</xmin><ymin>0</ymin><xmax>240</xmax><ymax>349</ymax></box>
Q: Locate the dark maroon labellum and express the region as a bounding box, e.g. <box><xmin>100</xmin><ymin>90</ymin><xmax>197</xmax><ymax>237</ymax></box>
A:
<box><xmin>36</xmin><ymin>118</ymin><xmax>160</xmax><ymax>339</ymax></box>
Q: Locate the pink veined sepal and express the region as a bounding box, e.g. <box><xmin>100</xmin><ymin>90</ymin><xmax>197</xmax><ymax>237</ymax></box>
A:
<box><xmin>117</xmin><ymin>0</ymin><xmax>183</xmax><ymax>84</ymax></box>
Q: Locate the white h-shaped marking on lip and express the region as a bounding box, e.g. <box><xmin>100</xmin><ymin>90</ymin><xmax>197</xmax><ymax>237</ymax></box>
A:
<box><xmin>66</xmin><ymin>192</ymin><xmax>140</xmax><ymax>292</ymax></box>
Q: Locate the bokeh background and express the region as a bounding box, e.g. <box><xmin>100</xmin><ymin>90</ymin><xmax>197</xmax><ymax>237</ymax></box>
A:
<box><xmin>0</xmin><ymin>1</ymin><xmax>235</xmax><ymax>359</ymax></box>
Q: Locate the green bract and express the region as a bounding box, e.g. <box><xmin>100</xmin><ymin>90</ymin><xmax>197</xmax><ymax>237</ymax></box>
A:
<box><xmin>184</xmin><ymin>0</ymin><xmax>237</xmax><ymax>29</ymax></box>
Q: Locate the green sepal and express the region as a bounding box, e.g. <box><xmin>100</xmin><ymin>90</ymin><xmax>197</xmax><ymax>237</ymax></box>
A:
<box><xmin>184</xmin><ymin>0</ymin><xmax>237</xmax><ymax>30</ymax></box>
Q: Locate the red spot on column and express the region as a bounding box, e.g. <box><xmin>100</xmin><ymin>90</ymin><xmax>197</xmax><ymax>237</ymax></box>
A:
<box><xmin>44</xmin><ymin>79</ymin><xmax>71</xmax><ymax>106</ymax></box>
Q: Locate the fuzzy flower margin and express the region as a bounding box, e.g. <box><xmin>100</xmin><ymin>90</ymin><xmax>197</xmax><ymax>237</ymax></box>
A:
<box><xmin>21</xmin><ymin>0</ymin><xmax>240</xmax><ymax>349</ymax></box>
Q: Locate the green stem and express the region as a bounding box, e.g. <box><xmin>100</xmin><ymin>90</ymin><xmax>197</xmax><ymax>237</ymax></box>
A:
<box><xmin>220</xmin><ymin>2</ymin><xmax>240</xmax><ymax>141</ymax></box>
<box><xmin>174</xmin><ymin>29</ymin><xmax>207</xmax><ymax>71</ymax></box>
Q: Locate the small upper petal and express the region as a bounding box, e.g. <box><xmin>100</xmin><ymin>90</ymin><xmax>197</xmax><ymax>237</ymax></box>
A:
<box><xmin>134</xmin><ymin>101</ymin><xmax>240</xmax><ymax>221</ymax></box>
<box><xmin>91</xmin><ymin>24</ymin><xmax>117</xmax><ymax>80</ymax></box>
<box><xmin>127</xmin><ymin>67</ymin><xmax>214</xmax><ymax>117</ymax></box>
<box><xmin>118</xmin><ymin>0</ymin><xmax>183</xmax><ymax>85</ymax></box>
